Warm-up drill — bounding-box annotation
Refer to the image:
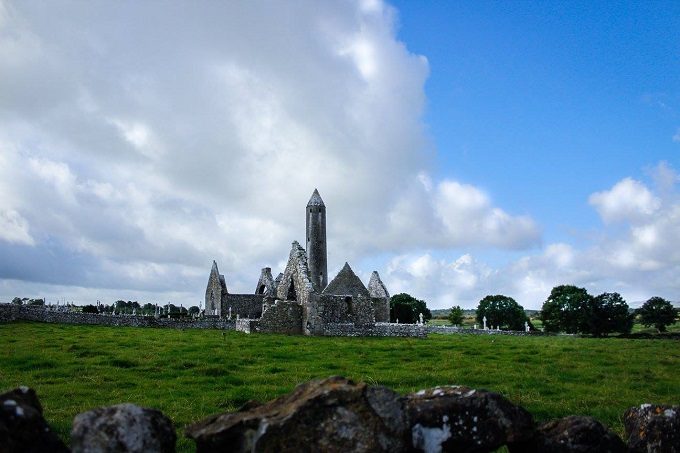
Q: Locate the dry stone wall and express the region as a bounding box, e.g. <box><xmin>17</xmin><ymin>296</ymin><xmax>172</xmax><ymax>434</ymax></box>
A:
<box><xmin>5</xmin><ymin>378</ymin><xmax>678</xmax><ymax>452</ymax></box>
<box><xmin>0</xmin><ymin>304</ymin><xmax>235</xmax><ymax>330</ymax></box>
<box><xmin>323</xmin><ymin>322</ymin><xmax>427</xmax><ymax>338</ymax></box>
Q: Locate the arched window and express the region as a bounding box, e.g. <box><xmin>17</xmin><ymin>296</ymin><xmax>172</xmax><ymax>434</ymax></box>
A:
<box><xmin>345</xmin><ymin>296</ymin><xmax>353</xmax><ymax>314</ymax></box>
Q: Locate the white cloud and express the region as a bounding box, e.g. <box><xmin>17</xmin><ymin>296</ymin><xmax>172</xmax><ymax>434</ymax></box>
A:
<box><xmin>0</xmin><ymin>210</ymin><xmax>35</xmax><ymax>246</ymax></box>
<box><xmin>0</xmin><ymin>1</ymin><xmax>541</xmax><ymax>305</ymax></box>
<box><xmin>673</xmin><ymin>128</ymin><xmax>680</xmax><ymax>142</ymax></box>
<box><xmin>385</xmin><ymin>165</ymin><xmax>680</xmax><ymax>310</ymax></box>
<box><xmin>589</xmin><ymin>178</ymin><xmax>660</xmax><ymax>223</ymax></box>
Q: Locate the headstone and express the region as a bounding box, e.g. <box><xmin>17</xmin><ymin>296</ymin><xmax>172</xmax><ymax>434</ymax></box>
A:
<box><xmin>525</xmin><ymin>321</ymin><xmax>529</xmax><ymax>332</ymax></box>
<box><xmin>483</xmin><ymin>316</ymin><xmax>487</xmax><ymax>330</ymax></box>
<box><xmin>228</xmin><ymin>307</ymin><xmax>232</xmax><ymax>319</ymax></box>
<box><xmin>419</xmin><ymin>313</ymin><xmax>424</xmax><ymax>325</ymax></box>
<box><xmin>474</xmin><ymin>324</ymin><xmax>478</xmax><ymax>330</ymax></box>
<box><xmin>396</xmin><ymin>318</ymin><xmax>399</xmax><ymax>324</ymax></box>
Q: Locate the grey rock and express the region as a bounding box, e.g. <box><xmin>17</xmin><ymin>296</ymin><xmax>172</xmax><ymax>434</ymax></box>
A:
<box><xmin>186</xmin><ymin>376</ymin><xmax>408</xmax><ymax>452</ymax></box>
<box><xmin>0</xmin><ymin>386</ymin><xmax>69</xmax><ymax>453</ymax></box>
<box><xmin>404</xmin><ymin>385</ymin><xmax>534</xmax><ymax>453</ymax></box>
<box><xmin>520</xmin><ymin>415</ymin><xmax>625</xmax><ymax>452</ymax></box>
<box><xmin>71</xmin><ymin>403</ymin><xmax>175</xmax><ymax>453</ymax></box>
<box><xmin>624</xmin><ymin>403</ymin><xmax>680</xmax><ymax>453</ymax></box>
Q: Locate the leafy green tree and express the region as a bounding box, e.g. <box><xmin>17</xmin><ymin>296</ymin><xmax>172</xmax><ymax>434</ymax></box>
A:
<box><xmin>583</xmin><ymin>292</ymin><xmax>634</xmax><ymax>336</ymax></box>
<box><xmin>27</xmin><ymin>298</ymin><xmax>44</xmax><ymax>306</ymax></box>
<box><xmin>188</xmin><ymin>306</ymin><xmax>200</xmax><ymax>316</ymax></box>
<box><xmin>448</xmin><ymin>305</ymin><xmax>465</xmax><ymax>325</ymax></box>
<box><xmin>540</xmin><ymin>285</ymin><xmax>591</xmax><ymax>333</ymax></box>
<box><xmin>476</xmin><ymin>295</ymin><xmax>526</xmax><ymax>331</ymax></box>
<box><xmin>11</xmin><ymin>297</ymin><xmax>23</xmax><ymax>305</ymax></box>
<box><xmin>390</xmin><ymin>293</ymin><xmax>432</xmax><ymax>324</ymax></box>
<box><xmin>637</xmin><ymin>297</ymin><xmax>677</xmax><ymax>333</ymax></box>
<box><xmin>82</xmin><ymin>304</ymin><xmax>98</xmax><ymax>314</ymax></box>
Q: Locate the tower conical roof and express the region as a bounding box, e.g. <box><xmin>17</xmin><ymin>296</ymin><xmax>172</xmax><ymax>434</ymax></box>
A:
<box><xmin>322</xmin><ymin>262</ymin><xmax>370</xmax><ymax>297</ymax></box>
<box><xmin>307</xmin><ymin>189</ymin><xmax>325</xmax><ymax>207</ymax></box>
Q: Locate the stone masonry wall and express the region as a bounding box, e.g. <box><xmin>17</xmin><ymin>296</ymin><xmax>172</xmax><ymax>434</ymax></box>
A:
<box><xmin>223</xmin><ymin>294</ymin><xmax>264</xmax><ymax>319</ymax></box>
<box><xmin>0</xmin><ymin>304</ymin><xmax>235</xmax><ymax>330</ymax></box>
<box><xmin>257</xmin><ymin>301</ymin><xmax>303</xmax><ymax>335</ymax></box>
<box><xmin>426</xmin><ymin>325</ymin><xmax>538</xmax><ymax>336</ymax></box>
<box><xmin>323</xmin><ymin>322</ymin><xmax>427</xmax><ymax>338</ymax></box>
<box><xmin>371</xmin><ymin>297</ymin><xmax>390</xmax><ymax>323</ymax></box>
<box><xmin>0</xmin><ymin>304</ymin><xmax>19</xmax><ymax>323</ymax></box>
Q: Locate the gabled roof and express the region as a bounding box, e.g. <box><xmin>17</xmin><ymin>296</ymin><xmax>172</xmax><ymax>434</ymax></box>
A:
<box><xmin>307</xmin><ymin>189</ymin><xmax>325</xmax><ymax>207</ymax></box>
<box><xmin>322</xmin><ymin>262</ymin><xmax>370</xmax><ymax>297</ymax></box>
<box><xmin>367</xmin><ymin>271</ymin><xmax>390</xmax><ymax>299</ymax></box>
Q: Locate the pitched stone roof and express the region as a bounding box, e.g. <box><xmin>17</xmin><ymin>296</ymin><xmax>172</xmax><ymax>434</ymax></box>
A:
<box><xmin>307</xmin><ymin>189</ymin><xmax>325</xmax><ymax>207</ymax></box>
<box><xmin>367</xmin><ymin>271</ymin><xmax>390</xmax><ymax>299</ymax></box>
<box><xmin>322</xmin><ymin>262</ymin><xmax>370</xmax><ymax>297</ymax></box>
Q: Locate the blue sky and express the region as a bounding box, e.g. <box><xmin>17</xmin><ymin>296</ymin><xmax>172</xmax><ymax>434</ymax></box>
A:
<box><xmin>394</xmin><ymin>0</ymin><xmax>680</xmax><ymax>249</ymax></box>
<box><xmin>0</xmin><ymin>0</ymin><xmax>679</xmax><ymax>309</ymax></box>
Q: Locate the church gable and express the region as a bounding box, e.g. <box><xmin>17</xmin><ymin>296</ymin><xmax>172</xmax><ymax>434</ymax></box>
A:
<box><xmin>323</xmin><ymin>262</ymin><xmax>370</xmax><ymax>298</ymax></box>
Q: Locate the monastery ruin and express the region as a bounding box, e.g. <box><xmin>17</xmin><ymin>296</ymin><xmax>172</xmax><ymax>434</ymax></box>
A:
<box><xmin>204</xmin><ymin>190</ymin><xmax>393</xmax><ymax>335</ymax></box>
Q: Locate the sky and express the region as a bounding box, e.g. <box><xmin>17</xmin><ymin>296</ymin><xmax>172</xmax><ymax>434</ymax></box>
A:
<box><xmin>0</xmin><ymin>0</ymin><xmax>679</xmax><ymax>309</ymax></box>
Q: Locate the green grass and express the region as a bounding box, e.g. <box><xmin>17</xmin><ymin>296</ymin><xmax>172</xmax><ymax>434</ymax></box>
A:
<box><xmin>1</xmin><ymin>322</ymin><xmax>679</xmax><ymax>452</ymax></box>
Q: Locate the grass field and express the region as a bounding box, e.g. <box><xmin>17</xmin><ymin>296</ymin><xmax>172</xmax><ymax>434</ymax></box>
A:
<box><xmin>1</xmin><ymin>322</ymin><xmax>679</xmax><ymax>451</ymax></box>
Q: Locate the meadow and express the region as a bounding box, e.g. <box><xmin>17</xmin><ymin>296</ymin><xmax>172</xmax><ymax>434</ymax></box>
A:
<box><xmin>1</xmin><ymin>321</ymin><xmax>679</xmax><ymax>451</ymax></box>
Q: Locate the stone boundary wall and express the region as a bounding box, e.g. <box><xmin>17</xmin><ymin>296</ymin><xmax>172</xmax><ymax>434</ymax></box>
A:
<box><xmin>426</xmin><ymin>325</ymin><xmax>540</xmax><ymax>336</ymax></box>
<box><xmin>0</xmin><ymin>304</ymin><xmax>235</xmax><ymax>330</ymax></box>
<box><xmin>323</xmin><ymin>322</ymin><xmax>427</xmax><ymax>338</ymax></box>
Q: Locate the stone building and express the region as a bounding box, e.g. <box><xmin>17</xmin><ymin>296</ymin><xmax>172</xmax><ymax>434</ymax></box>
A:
<box><xmin>205</xmin><ymin>189</ymin><xmax>391</xmax><ymax>335</ymax></box>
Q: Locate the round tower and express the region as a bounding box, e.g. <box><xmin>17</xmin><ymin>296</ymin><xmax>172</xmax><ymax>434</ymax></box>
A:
<box><xmin>306</xmin><ymin>189</ymin><xmax>327</xmax><ymax>291</ymax></box>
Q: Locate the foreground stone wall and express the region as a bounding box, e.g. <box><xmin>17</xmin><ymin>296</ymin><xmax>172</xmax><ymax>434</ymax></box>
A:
<box><xmin>4</xmin><ymin>378</ymin><xmax>678</xmax><ymax>452</ymax></box>
<box><xmin>0</xmin><ymin>304</ymin><xmax>235</xmax><ymax>330</ymax></box>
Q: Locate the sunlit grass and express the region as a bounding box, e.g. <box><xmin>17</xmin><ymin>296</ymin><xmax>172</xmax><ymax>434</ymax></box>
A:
<box><xmin>1</xmin><ymin>322</ymin><xmax>678</xmax><ymax>452</ymax></box>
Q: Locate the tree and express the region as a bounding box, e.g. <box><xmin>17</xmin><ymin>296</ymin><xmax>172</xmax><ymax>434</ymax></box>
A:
<box><xmin>11</xmin><ymin>297</ymin><xmax>23</xmax><ymax>305</ymax></box>
<box><xmin>27</xmin><ymin>298</ymin><xmax>44</xmax><ymax>306</ymax></box>
<box><xmin>390</xmin><ymin>293</ymin><xmax>432</xmax><ymax>324</ymax></box>
<box><xmin>583</xmin><ymin>292</ymin><xmax>633</xmax><ymax>337</ymax></box>
<box><xmin>82</xmin><ymin>304</ymin><xmax>98</xmax><ymax>314</ymax></box>
<box><xmin>637</xmin><ymin>297</ymin><xmax>677</xmax><ymax>333</ymax></box>
<box><xmin>540</xmin><ymin>285</ymin><xmax>591</xmax><ymax>333</ymax></box>
<box><xmin>448</xmin><ymin>306</ymin><xmax>464</xmax><ymax>325</ymax></box>
<box><xmin>188</xmin><ymin>306</ymin><xmax>200</xmax><ymax>316</ymax></box>
<box><xmin>476</xmin><ymin>295</ymin><xmax>526</xmax><ymax>331</ymax></box>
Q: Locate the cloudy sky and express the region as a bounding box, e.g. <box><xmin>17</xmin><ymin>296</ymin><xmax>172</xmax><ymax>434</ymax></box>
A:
<box><xmin>1</xmin><ymin>0</ymin><xmax>679</xmax><ymax>309</ymax></box>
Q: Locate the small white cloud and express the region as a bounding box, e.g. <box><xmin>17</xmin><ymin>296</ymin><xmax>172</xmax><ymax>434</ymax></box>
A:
<box><xmin>589</xmin><ymin>178</ymin><xmax>660</xmax><ymax>223</ymax></box>
<box><xmin>673</xmin><ymin>128</ymin><xmax>680</xmax><ymax>143</ymax></box>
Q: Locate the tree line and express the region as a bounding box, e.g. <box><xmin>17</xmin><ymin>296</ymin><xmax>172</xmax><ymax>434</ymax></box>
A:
<box><xmin>392</xmin><ymin>286</ymin><xmax>678</xmax><ymax>336</ymax></box>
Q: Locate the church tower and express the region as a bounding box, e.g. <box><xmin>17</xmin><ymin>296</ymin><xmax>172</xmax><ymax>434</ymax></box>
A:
<box><xmin>306</xmin><ymin>189</ymin><xmax>327</xmax><ymax>291</ymax></box>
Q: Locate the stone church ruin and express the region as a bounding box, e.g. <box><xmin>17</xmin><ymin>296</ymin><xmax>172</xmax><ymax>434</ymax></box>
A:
<box><xmin>205</xmin><ymin>189</ymin><xmax>395</xmax><ymax>336</ymax></box>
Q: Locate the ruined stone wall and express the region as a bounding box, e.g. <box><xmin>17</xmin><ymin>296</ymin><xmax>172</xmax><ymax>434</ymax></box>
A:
<box><xmin>0</xmin><ymin>304</ymin><xmax>18</xmax><ymax>323</ymax></box>
<box><xmin>257</xmin><ymin>301</ymin><xmax>303</xmax><ymax>335</ymax></box>
<box><xmin>323</xmin><ymin>322</ymin><xmax>427</xmax><ymax>338</ymax></box>
<box><xmin>317</xmin><ymin>295</ymin><xmax>353</xmax><ymax>324</ymax></box>
<box><xmin>316</xmin><ymin>295</ymin><xmax>376</xmax><ymax>327</ymax></box>
<box><xmin>0</xmin><ymin>304</ymin><xmax>235</xmax><ymax>330</ymax></box>
<box><xmin>371</xmin><ymin>297</ymin><xmax>389</xmax><ymax>323</ymax></box>
<box><xmin>223</xmin><ymin>294</ymin><xmax>264</xmax><ymax>319</ymax></box>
